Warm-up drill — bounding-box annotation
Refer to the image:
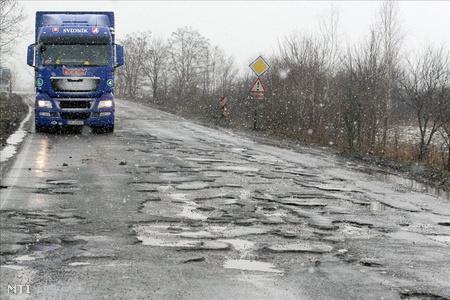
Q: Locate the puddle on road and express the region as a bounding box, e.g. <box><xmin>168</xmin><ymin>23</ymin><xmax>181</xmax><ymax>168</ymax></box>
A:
<box><xmin>223</xmin><ymin>259</ymin><xmax>283</xmax><ymax>273</ymax></box>
<box><xmin>15</xmin><ymin>255</ymin><xmax>37</xmax><ymax>262</ymax></box>
<box><xmin>185</xmin><ymin>157</ymin><xmax>228</xmax><ymax>163</ymax></box>
<box><xmin>134</xmin><ymin>224</ymin><xmax>269</xmax><ymax>250</ymax></box>
<box><xmin>138</xmin><ymin>234</ymin><xmax>228</xmax><ymax>249</ymax></box>
<box><xmin>170</xmin><ymin>193</ymin><xmax>188</xmax><ymax>201</ymax></box>
<box><xmin>133</xmin><ymin>224</ymin><xmax>229</xmax><ymax>249</ymax></box>
<box><xmin>46</xmin><ymin>179</ymin><xmax>78</xmax><ymax>186</ymax></box>
<box><xmin>218</xmin><ymin>239</ymin><xmax>255</xmax><ymax>252</ymax></box>
<box><xmin>178</xmin><ymin>201</ymin><xmax>208</xmax><ymax>220</ymax></box>
<box><xmin>372</xmin><ymin>173</ymin><xmax>449</xmax><ymax>201</ymax></box>
<box><xmin>369</xmin><ymin>202</ymin><xmax>386</xmax><ymax>211</ymax></box>
<box><xmin>166</xmin><ymin>193</ymin><xmax>208</xmax><ymax>220</ymax></box>
<box><xmin>1</xmin><ymin>265</ymin><xmax>26</xmax><ymax>270</ymax></box>
<box><xmin>29</xmin><ymin>243</ymin><xmax>61</xmax><ymax>252</ymax></box>
<box><xmin>214</xmin><ymin>165</ymin><xmax>260</xmax><ymax>173</ymax></box>
<box><xmin>68</xmin><ymin>262</ymin><xmax>91</xmax><ymax>266</ymax></box>
<box><xmin>264</xmin><ymin>241</ymin><xmax>333</xmax><ymax>253</ymax></box>
<box><xmin>230</xmin><ymin>148</ymin><xmax>247</xmax><ymax>153</ymax></box>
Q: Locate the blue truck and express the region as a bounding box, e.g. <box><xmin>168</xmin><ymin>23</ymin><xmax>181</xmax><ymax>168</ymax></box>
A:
<box><xmin>27</xmin><ymin>11</ymin><xmax>123</xmax><ymax>133</ymax></box>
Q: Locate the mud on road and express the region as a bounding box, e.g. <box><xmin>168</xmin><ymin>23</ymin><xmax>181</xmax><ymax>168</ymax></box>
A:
<box><xmin>1</xmin><ymin>100</ymin><xmax>449</xmax><ymax>299</ymax></box>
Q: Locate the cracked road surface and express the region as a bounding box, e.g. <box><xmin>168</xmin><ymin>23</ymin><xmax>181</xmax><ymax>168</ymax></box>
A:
<box><xmin>1</xmin><ymin>100</ymin><xmax>450</xmax><ymax>299</ymax></box>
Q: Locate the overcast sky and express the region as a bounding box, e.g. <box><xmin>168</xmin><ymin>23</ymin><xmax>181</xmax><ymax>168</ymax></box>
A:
<box><xmin>6</xmin><ymin>0</ymin><xmax>450</xmax><ymax>90</ymax></box>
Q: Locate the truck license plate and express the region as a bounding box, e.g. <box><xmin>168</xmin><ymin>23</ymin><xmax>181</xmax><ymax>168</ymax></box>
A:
<box><xmin>67</xmin><ymin>120</ymin><xmax>84</xmax><ymax>125</ymax></box>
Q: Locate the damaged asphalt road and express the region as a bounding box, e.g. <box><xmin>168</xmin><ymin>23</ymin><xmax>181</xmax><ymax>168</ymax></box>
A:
<box><xmin>1</xmin><ymin>100</ymin><xmax>449</xmax><ymax>299</ymax></box>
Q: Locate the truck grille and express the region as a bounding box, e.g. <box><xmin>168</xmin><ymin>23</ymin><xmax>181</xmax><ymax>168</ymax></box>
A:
<box><xmin>51</xmin><ymin>77</ymin><xmax>99</xmax><ymax>92</ymax></box>
<box><xmin>59</xmin><ymin>100</ymin><xmax>92</xmax><ymax>109</ymax></box>
<box><xmin>60</xmin><ymin>112</ymin><xmax>91</xmax><ymax>120</ymax></box>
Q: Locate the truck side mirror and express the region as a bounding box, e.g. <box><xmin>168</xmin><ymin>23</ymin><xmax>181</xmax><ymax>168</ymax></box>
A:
<box><xmin>27</xmin><ymin>44</ymin><xmax>35</xmax><ymax>67</ymax></box>
<box><xmin>115</xmin><ymin>44</ymin><xmax>124</xmax><ymax>67</ymax></box>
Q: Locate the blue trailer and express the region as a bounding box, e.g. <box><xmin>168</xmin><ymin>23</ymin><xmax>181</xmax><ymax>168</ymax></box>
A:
<box><xmin>27</xmin><ymin>11</ymin><xmax>123</xmax><ymax>132</ymax></box>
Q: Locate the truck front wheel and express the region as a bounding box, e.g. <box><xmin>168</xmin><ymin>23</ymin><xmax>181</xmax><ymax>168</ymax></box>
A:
<box><xmin>93</xmin><ymin>125</ymin><xmax>114</xmax><ymax>134</ymax></box>
<box><xmin>35</xmin><ymin>124</ymin><xmax>46</xmax><ymax>133</ymax></box>
<box><xmin>106</xmin><ymin>124</ymin><xmax>114</xmax><ymax>133</ymax></box>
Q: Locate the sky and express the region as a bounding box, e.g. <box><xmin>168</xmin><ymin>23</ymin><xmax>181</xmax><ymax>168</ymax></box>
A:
<box><xmin>5</xmin><ymin>0</ymin><xmax>450</xmax><ymax>90</ymax></box>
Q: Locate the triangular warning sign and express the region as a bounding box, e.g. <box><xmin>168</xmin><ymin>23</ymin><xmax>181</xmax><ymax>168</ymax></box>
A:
<box><xmin>250</xmin><ymin>78</ymin><xmax>265</xmax><ymax>92</ymax></box>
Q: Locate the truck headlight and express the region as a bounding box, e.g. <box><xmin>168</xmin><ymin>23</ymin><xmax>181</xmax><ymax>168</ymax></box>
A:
<box><xmin>37</xmin><ymin>100</ymin><xmax>52</xmax><ymax>108</ymax></box>
<box><xmin>98</xmin><ymin>100</ymin><xmax>113</xmax><ymax>108</ymax></box>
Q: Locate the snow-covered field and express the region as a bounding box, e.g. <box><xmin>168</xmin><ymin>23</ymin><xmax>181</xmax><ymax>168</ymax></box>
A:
<box><xmin>388</xmin><ymin>125</ymin><xmax>447</xmax><ymax>148</ymax></box>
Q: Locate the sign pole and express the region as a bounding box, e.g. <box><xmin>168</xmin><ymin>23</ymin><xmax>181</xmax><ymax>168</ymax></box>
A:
<box><xmin>253</xmin><ymin>92</ymin><xmax>258</xmax><ymax>130</ymax></box>
<box><xmin>249</xmin><ymin>56</ymin><xmax>269</xmax><ymax>131</ymax></box>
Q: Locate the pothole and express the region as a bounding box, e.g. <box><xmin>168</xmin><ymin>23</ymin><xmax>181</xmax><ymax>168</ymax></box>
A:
<box><xmin>359</xmin><ymin>258</ymin><xmax>383</xmax><ymax>267</ymax></box>
<box><xmin>33</xmin><ymin>187</ymin><xmax>77</xmax><ymax>195</ymax></box>
<box><xmin>29</xmin><ymin>243</ymin><xmax>61</xmax><ymax>252</ymax></box>
<box><xmin>369</xmin><ymin>202</ymin><xmax>386</xmax><ymax>212</ymax></box>
<box><xmin>308</xmin><ymin>215</ymin><xmax>338</xmax><ymax>231</ymax></box>
<box><xmin>214</xmin><ymin>165</ymin><xmax>260</xmax><ymax>173</ymax></box>
<box><xmin>262</xmin><ymin>241</ymin><xmax>333</xmax><ymax>253</ymax></box>
<box><xmin>176</xmin><ymin>182</ymin><xmax>210</xmax><ymax>190</ymax></box>
<box><xmin>178</xmin><ymin>201</ymin><xmax>208</xmax><ymax>221</ymax></box>
<box><xmin>217</xmin><ymin>239</ymin><xmax>255</xmax><ymax>253</ymax></box>
<box><xmin>15</xmin><ymin>255</ymin><xmax>38</xmax><ymax>262</ymax></box>
<box><xmin>223</xmin><ymin>259</ymin><xmax>283</xmax><ymax>273</ymax></box>
<box><xmin>68</xmin><ymin>262</ymin><xmax>91</xmax><ymax>266</ymax></box>
<box><xmin>46</xmin><ymin>179</ymin><xmax>78</xmax><ymax>186</ymax></box>
<box><xmin>133</xmin><ymin>224</ymin><xmax>270</xmax><ymax>251</ymax></box>
<box><xmin>400</xmin><ymin>291</ymin><xmax>448</xmax><ymax>300</ymax></box>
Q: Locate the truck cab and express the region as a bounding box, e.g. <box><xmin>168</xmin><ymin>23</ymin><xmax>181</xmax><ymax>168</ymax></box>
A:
<box><xmin>27</xmin><ymin>11</ymin><xmax>123</xmax><ymax>132</ymax></box>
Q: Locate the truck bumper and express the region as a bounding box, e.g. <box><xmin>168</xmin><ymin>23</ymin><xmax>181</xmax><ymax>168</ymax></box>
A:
<box><xmin>35</xmin><ymin>110</ymin><xmax>114</xmax><ymax>128</ymax></box>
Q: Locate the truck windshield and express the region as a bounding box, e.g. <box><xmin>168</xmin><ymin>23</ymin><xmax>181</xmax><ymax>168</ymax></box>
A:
<box><xmin>40</xmin><ymin>44</ymin><xmax>110</xmax><ymax>67</ymax></box>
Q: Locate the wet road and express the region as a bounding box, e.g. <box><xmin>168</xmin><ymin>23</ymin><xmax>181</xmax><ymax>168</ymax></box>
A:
<box><xmin>1</xmin><ymin>99</ymin><xmax>450</xmax><ymax>299</ymax></box>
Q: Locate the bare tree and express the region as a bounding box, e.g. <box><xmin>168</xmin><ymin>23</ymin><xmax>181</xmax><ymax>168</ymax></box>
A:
<box><xmin>438</xmin><ymin>87</ymin><xmax>450</xmax><ymax>170</ymax></box>
<box><xmin>377</xmin><ymin>0</ymin><xmax>402</xmax><ymax>148</ymax></box>
<box><xmin>355</xmin><ymin>30</ymin><xmax>385</xmax><ymax>150</ymax></box>
<box><xmin>216</xmin><ymin>53</ymin><xmax>237</xmax><ymax>96</ymax></box>
<box><xmin>117</xmin><ymin>31</ymin><xmax>150</xmax><ymax>99</ymax></box>
<box><xmin>0</xmin><ymin>0</ymin><xmax>23</xmax><ymax>58</ymax></box>
<box><xmin>203</xmin><ymin>46</ymin><xmax>237</xmax><ymax>96</ymax></box>
<box><xmin>277</xmin><ymin>32</ymin><xmax>329</xmax><ymax>134</ymax></box>
<box><xmin>319</xmin><ymin>4</ymin><xmax>340</xmax><ymax>73</ymax></box>
<box><xmin>168</xmin><ymin>27</ymin><xmax>209</xmax><ymax>102</ymax></box>
<box><xmin>141</xmin><ymin>36</ymin><xmax>168</xmax><ymax>103</ymax></box>
<box><xmin>400</xmin><ymin>46</ymin><xmax>449</xmax><ymax>160</ymax></box>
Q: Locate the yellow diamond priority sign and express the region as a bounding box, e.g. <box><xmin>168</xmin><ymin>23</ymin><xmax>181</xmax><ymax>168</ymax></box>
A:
<box><xmin>249</xmin><ymin>56</ymin><xmax>270</xmax><ymax>76</ymax></box>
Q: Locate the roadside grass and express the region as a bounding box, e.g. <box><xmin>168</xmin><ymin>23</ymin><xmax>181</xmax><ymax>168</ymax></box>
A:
<box><xmin>0</xmin><ymin>93</ymin><xmax>27</xmax><ymax>147</ymax></box>
<box><xmin>266</xmin><ymin>125</ymin><xmax>449</xmax><ymax>188</ymax></box>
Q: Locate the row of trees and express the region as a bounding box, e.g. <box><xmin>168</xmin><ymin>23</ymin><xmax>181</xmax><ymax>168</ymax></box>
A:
<box><xmin>116</xmin><ymin>28</ymin><xmax>238</xmax><ymax>117</ymax></box>
<box><xmin>260</xmin><ymin>2</ymin><xmax>449</xmax><ymax>163</ymax></box>
<box><xmin>116</xmin><ymin>2</ymin><xmax>449</xmax><ymax>170</ymax></box>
